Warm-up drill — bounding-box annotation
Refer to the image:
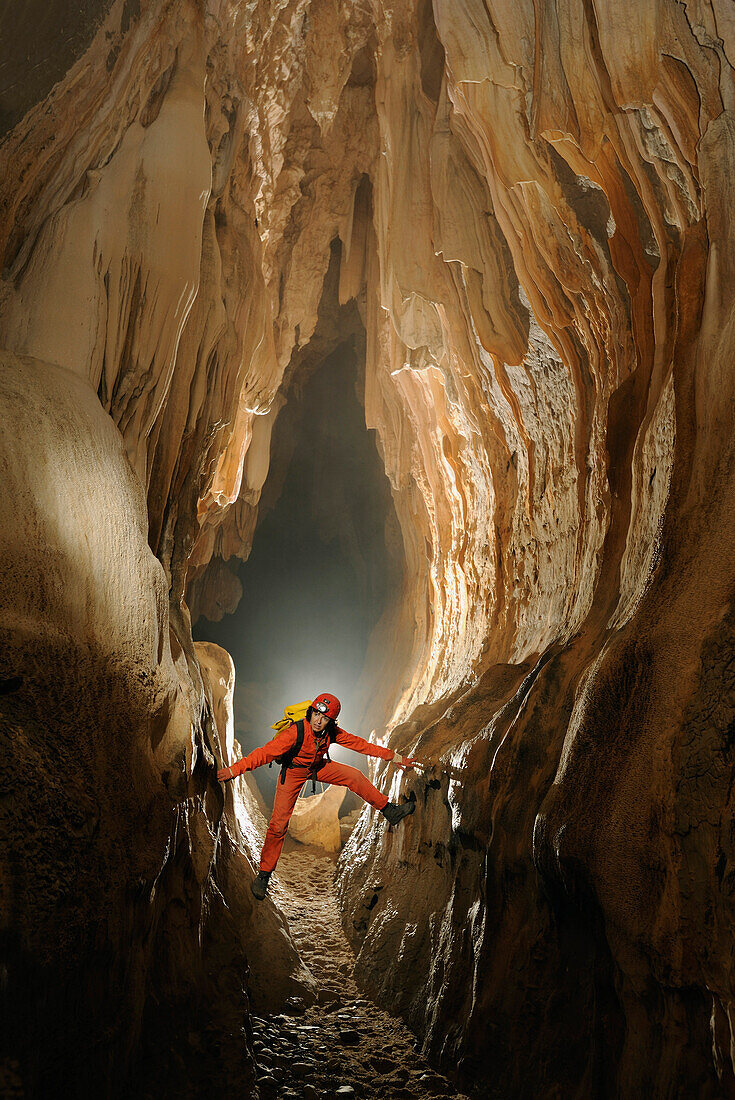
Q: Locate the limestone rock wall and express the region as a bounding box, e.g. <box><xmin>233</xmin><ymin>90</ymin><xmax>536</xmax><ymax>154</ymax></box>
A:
<box><xmin>337</xmin><ymin>3</ymin><xmax>735</xmax><ymax>1098</ymax></box>
<box><xmin>0</xmin><ymin>354</ymin><xmax>310</xmax><ymax>1095</ymax></box>
<box><xmin>2</xmin><ymin>0</ymin><xmax>735</xmax><ymax>1096</ymax></box>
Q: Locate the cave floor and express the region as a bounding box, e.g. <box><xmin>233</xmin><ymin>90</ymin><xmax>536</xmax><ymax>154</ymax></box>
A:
<box><xmin>252</xmin><ymin>837</ymin><xmax>468</xmax><ymax>1100</ymax></box>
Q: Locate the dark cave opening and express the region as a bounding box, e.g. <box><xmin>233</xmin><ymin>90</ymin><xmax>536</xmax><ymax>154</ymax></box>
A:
<box><xmin>194</xmin><ymin>340</ymin><xmax>403</xmax><ymax>803</ymax></box>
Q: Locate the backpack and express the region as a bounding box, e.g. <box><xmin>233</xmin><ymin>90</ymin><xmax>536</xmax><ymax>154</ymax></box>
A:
<box><xmin>270</xmin><ymin>700</ymin><xmax>312</xmax><ymax>732</ymax></box>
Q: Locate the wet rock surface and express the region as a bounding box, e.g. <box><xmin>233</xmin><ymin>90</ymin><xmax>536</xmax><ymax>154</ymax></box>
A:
<box><xmin>253</xmin><ymin>837</ymin><xmax>468</xmax><ymax>1100</ymax></box>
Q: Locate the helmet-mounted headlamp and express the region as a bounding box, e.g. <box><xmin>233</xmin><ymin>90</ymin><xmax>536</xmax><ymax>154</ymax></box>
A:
<box><xmin>312</xmin><ymin>693</ymin><xmax>341</xmax><ymax>720</ymax></box>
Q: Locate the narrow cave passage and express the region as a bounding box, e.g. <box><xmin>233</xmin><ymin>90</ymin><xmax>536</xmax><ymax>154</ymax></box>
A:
<box><xmin>193</xmin><ymin>347</ymin><xmax>467</xmax><ymax>1098</ymax></box>
<box><xmin>194</xmin><ymin>340</ymin><xmax>403</xmax><ymax>803</ymax></box>
<box><xmin>245</xmin><ymin>840</ymin><xmax>468</xmax><ymax>1100</ymax></box>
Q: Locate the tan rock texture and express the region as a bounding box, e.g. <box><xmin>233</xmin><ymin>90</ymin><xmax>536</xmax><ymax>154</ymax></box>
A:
<box><xmin>0</xmin><ymin>355</ymin><xmax>310</xmax><ymax>1094</ymax></box>
<box><xmin>1</xmin><ymin>0</ymin><xmax>735</xmax><ymax>1096</ymax></box>
<box><xmin>289</xmin><ymin>785</ymin><xmax>347</xmax><ymax>852</ymax></box>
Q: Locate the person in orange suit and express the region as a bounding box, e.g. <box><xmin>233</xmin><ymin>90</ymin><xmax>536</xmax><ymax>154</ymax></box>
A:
<box><xmin>217</xmin><ymin>692</ymin><xmax>420</xmax><ymax>899</ymax></box>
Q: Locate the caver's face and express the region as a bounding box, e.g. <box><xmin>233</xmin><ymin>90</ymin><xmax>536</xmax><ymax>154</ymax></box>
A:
<box><xmin>311</xmin><ymin>710</ymin><xmax>329</xmax><ymax>734</ymax></box>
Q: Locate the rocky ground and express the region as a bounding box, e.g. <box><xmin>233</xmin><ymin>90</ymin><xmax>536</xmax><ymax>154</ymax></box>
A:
<box><xmin>251</xmin><ymin>831</ymin><xmax>469</xmax><ymax>1100</ymax></box>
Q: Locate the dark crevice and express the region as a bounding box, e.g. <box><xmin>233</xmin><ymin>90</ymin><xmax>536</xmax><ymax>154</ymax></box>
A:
<box><xmin>194</xmin><ymin>339</ymin><xmax>403</xmax><ymax>803</ymax></box>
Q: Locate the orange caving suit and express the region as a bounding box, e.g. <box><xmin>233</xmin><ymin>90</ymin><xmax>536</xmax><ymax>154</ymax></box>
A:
<box><xmin>229</xmin><ymin>718</ymin><xmax>395</xmax><ymax>872</ymax></box>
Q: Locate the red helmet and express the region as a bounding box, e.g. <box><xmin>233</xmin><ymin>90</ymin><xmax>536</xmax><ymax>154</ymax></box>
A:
<box><xmin>312</xmin><ymin>692</ymin><xmax>341</xmax><ymax>720</ymax></box>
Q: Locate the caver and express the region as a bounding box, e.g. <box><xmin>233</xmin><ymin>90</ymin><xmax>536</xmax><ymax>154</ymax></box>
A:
<box><xmin>218</xmin><ymin>692</ymin><xmax>421</xmax><ymax>899</ymax></box>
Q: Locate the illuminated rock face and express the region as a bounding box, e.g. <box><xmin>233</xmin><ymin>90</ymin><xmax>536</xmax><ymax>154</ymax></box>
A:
<box><xmin>289</xmin><ymin>786</ymin><xmax>347</xmax><ymax>852</ymax></box>
<box><xmin>0</xmin><ymin>355</ymin><xmax>311</xmax><ymax>1092</ymax></box>
<box><xmin>2</xmin><ymin>0</ymin><xmax>735</xmax><ymax>1095</ymax></box>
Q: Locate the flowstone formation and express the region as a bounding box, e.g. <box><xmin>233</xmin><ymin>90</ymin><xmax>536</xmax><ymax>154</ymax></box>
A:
<box><xmin>1</xmin><ymin>0</ymin><xmax>735</xmax><ymax>1096</ymax></box>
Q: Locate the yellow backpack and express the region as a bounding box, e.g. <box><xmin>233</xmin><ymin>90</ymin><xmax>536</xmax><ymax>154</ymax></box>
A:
<box><xmin>271</xmin><ymin>700</ymin><xmax>313</xmax><ymax>731</ymax></box>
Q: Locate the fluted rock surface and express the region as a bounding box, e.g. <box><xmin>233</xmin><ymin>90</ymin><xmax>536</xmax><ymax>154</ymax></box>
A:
<box><xmin>2</xmin><ymin>0</ymin><xmax>735</xmax><ymax>1096</ymax></box>
<box><xmin>0</xmin><ymin>354</ymin><xmax>310</xmax><ymax>1095</ymax></box>
<box><xmin>335</xmin><ymin>3</ymin><xmax>735</xmax><ymax>1098</ymax></box>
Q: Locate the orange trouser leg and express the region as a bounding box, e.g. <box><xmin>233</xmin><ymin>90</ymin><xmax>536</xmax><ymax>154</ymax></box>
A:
<box><xmin>315</xmin><ymin>760</ymin><xmax>389</xmax><ymax>812</ymax></box>
<box><xmin>259</xmin><ymin>769</ymin><xmax>307</xmax><ymax>872</ymax></box>
<box><xmin>259</xmin><ymin>762</ymin><xmax>390</xmax><ymax>873</ymax></box>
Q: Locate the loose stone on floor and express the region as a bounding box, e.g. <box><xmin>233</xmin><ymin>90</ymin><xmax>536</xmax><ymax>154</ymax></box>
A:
<box><xmin>251</xmin><ymin>837</ymin><xmax>467</xmax><ymax>1100</ymax></box>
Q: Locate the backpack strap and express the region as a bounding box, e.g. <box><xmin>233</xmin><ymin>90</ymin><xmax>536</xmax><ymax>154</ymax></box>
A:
<box><xmin>278</xmin><ymin>719</ymin><xmax>305</xmax><ymax>785</ymax></box>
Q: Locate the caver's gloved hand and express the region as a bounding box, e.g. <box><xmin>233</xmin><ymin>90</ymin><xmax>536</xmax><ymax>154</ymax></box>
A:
<box><xmin>393</xmin><ymin>755</ymin><xmax>422</xmax><ymax>770</ymax></box>
<box><xmin>217</xmin><ymin>760</ymin><xmax>246</xmax><ymax>782</ymax></box>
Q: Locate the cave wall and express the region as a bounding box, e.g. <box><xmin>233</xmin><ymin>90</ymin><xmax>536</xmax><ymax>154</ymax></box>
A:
<box><xmin>0</xmin><ymin>353</ymin><xmax>311</xmax><ymax>1094</ymax></box>
<box><xmin>2</xmin><ymin>0</ymin><xmax>735</xmax><ymax>1096</ymax></box>
<box><xmin>336</xmin><ymin>4</ymin><xmax>735</xmax><ymax>1098</ymax></box>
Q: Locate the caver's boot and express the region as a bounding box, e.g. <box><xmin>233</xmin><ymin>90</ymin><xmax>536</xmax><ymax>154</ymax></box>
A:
<box><xmin>380</xmin><ymin>800</ymin><xmax>416</xmax><ymax>827</ymax></box>
<box><xmin>251</xmin><ymin>870</ymin><xmax>271</xmax><ymax>900</ymax></box>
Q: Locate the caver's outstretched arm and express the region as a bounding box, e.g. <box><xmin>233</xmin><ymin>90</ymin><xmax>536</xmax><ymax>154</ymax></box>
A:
<box><xmin>334</xmin><ymin>728</ymin><xmax>421</xmax><ymax>770</ymax></box>
<box><xmin>217</xmin><ymin>725</ymin><xmax>298</xmax><ymax>781</ymax></box>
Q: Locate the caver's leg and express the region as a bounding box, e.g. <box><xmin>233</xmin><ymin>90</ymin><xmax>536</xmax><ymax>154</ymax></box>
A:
<box><xmin>259</xmin><ymin>768</ymin><xmax>307</xmax><ymax>872</ymax></box>
<box><xmin>316</xmin><ymin>760</ymin><xmax>390</xmax><ymax>811</ymax></box>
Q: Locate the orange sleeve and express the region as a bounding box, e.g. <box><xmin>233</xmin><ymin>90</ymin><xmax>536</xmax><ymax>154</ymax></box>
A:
<box><xmin>334</xmin><ymin>728</ymin><xmax>395</xmax><ymax>761</ymax></box>
<box><xmin>233</xmin><ymin>724</ymin><xmax>298</xmax><ymax>773</ymax></box>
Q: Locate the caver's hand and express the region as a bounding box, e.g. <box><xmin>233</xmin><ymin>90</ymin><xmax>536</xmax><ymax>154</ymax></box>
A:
<box><xmin>217</xmin><ymin>761</ymin><xmax>244</xmax><ymax>782</ymax></box>
<box><xmin>393</xmin><ymin>755</ymin><xmax>422</xmax><ymax>771</ymax></box>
